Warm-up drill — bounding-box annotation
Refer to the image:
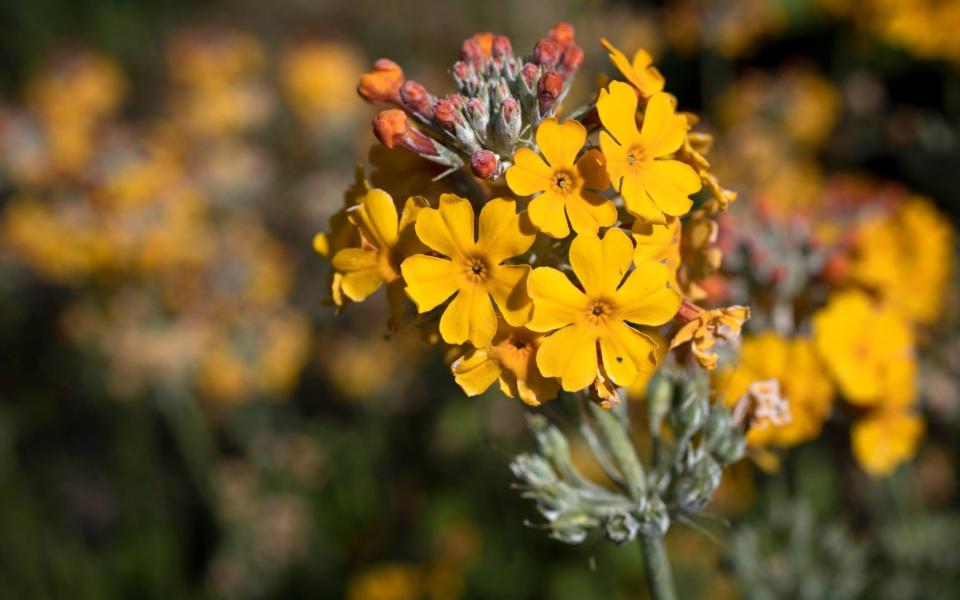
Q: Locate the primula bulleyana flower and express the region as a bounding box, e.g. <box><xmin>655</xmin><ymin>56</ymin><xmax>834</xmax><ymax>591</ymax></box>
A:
<box><xmin>401</xmin><ymin>195</ymin><xmax>534</xmax><ymax>347</ymax></box>
<box><xmin>852</xmin><ymin>409</ymin><xmax>924</xmax><ymax>477</ymax></box>
<box><xmin>597</xmin><ymin>82</ymin><xmax>701</xmax><ymax>224</ymax></box>
<box><xmin>814</xmin><ymin>290</ymin><xmax>916</xmax><ymax>407</ymax></box>
<box><xmin>331</xmin><ymin>188</ymin><xmax>427</xmax><ymax>329</ymax></box>
<box><xmin>505</xmin><ymin>118</ymin><xmax>613</xmax><ymax>238</ymax></box>
<box><xmin>670</xmin><ymin>304</ymin><xmax>750</xmax><ymax>370</ymax></box>
<box><xmin>600</xmin><ymin>39</ymin><xmax>665</xmax><ymax>97</ymax></box>
<box><xmin>452</xmin><ymin>320</ymin><xmax>559</xmax><ymax>406</ymax></box>
<box><xmin>632</xmin><ymin>217</ymin><xmax>681</xmax><ymax>291</ymax></box>
<box><xmin>527</xmin><ymin>228</ymin><xmax>681</xmax><ymax>391</ymax></box>
<box><xmin>715</xmin><ymin>333</ymin><xmax>834</xmax><ymax>448</ymax></box>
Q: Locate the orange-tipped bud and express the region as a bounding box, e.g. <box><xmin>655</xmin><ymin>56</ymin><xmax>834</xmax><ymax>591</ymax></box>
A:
<box><xmin>433</xmin><ymin>97</ymin><xmax>464</xmax><ymax>130</ymax></box>
<box><xmin>559</xmin><ymin>45</ymin><xmax>583</xmax><ymax>78</ymax></box>
<box><xmin>533</xmin><ymin>38</ymin><xmax>561</xmax><ymax>68</ymax></box>
<box><xmin>537</xmin><ymin>71</ymin><xmax>563</xmax><ymax>115</ymax></box>
<box><xmin>400</xmin><ymin>80</ymin><xmax>434</xmax><ymax>120</ymax></box>
<box><xmin>549</xmin><ymin>22</ymin><xmax>576</xmax><ymax>47</ymax></box>
<box><xmin>461</xmin><ymin>33</ymin><xmax>494</xmax><ymax>68</ymax></box>
<box><xmin>521</xmin><ymin>63</ymin><xmax>540</xmax><ymax>92</ymax></box>
<box><xmin>470</xmin><ymin>149</ymin><xmax>500</xmax><ymax>179</ymax></box>
<box><xmin>373</xmin><ymin>109</ymin><xmax>436</xmax><ymax>156</ymax></box>
<box><xmin>492</xmin><ymin>35</ymin><xmax>512</xmax><ymax>59</ymax></box>
<box><xmin>358</xmin><ymin>58</ymin><xmax>404</xmax><ymax>104</ymax></box>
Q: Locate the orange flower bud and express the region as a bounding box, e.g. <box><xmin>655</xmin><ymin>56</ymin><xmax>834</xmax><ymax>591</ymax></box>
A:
<box><xmin>492</xmin><ymin>35</ymin><xmax>512</xmax><ymax>59</ymax></box>
<box><xmin>399</xmin><ymin>80</ymin><xmax>434</xmax><ymax>120</ymax></box>
<box><xmin>533</xmin><ymin>38</ymin><xmax>561</xmax><ymax>68</ymax></box>
<box><xmin>470</xmin><ymin>150</ymin><xmax>500</xmax><ymax>179</ymax></box>
<box><xmin>372</xmin><ymin>109</ymin><xmax>437</xmax><ymax>156</ymax></box>
<box><xmin>537</xmin><ymin>71</ymin><xmax>563</xmax><ymax>116</ymax></box>
<box><xmin>357</xmin><ymin>58</ymin><xmax>404</xmax><ymax>104</ymax></box>
<box><xmin>549</xmin><ymin>22</ymin><xmax>576</xmax><ymax>47</ymax></box>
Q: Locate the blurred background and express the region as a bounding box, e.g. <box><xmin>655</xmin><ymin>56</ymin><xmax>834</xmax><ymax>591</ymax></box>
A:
<box><xmin>0</xmin><ymin>0</ymin><xmax>958</xmax><ymax>598</ymax></box>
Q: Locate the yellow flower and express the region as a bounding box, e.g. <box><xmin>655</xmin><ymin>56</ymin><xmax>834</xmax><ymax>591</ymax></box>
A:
<box><xmin>813</xmin><ymin>290</ymin><xmax>916</xmax><ymax>407</ymax></box>
<box><xmin>279</xmin><ymin>41</ymin><xmax>363</xmax><ymax>126</ymax></box>
<box><xmin>852</xmin><ymin>409</ymin><xmax>925</xmax><ymax>477</ymax></box>
<box><xmin>527</xmin><ymin>228</ymin><xmax>681</xmax><ymax>391</ymax></box>
<box><xmin>452</xmin><ymin>320</ymin><xmax>559</xmax><ymax>406</ymax></box>
<box><xmin>600</xmin><ymin>39</ymin><xmax>665</xmax><ymax>97</ymax></box>
<box><xmin>401</xmin><ymin>195</ymin><xmax>535</xmax><ymax>347</ymax></box>
<box><xmin>505</xmin><ymin>118</ymin><xmax>613</xmax><ymax>238</ymax></box>
<box><xmin>332</xmin><ymin>188</ymin><xmax>426</xmax><ymax>301</ymax></box>
<box><xmin>714</xmin><ymin>333</ymin><xmax>834</xmax><ymax>448</ymax></box>
<box><xmin>597</xmin><ymin>82</ymin><xmax>701</xmax><ymax>223</ymax></box>
<box><xmin>670</xmin><ymin>305</ymin><xmax>750</xmax><ymax>370</ymax></box>
<box><xmin>631</xmin><ymin>217</ymin><xmax>681</xmax><ymax>288</ymax></box>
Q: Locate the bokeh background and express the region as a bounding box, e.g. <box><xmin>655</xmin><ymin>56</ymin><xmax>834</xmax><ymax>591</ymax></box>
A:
<box><xmin>1</xmin><ymin>0</ymin><xmax>959</xmax><ymax>598</ymax></box>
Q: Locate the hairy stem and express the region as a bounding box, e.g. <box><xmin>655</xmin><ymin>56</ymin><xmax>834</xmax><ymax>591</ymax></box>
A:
<box><xmin>640</xmin><ymin>534</ymin><xmax>677</xmax><ymax>600</ymax></box>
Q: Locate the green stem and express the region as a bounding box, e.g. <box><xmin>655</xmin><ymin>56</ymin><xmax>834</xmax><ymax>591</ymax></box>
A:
<box><xmin>640</xmin><ymin>534</ymin><xmax>677</xmax><ymax>600</ymax></box>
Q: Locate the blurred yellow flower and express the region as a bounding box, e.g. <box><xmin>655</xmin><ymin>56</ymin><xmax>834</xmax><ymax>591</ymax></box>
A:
<box><xmin>670</xmin><ymin>304</ymin><xmax>750</xmax><ymax>370</ymax></box>
<box><xmin>279</xmin><ymin>40</ymin><xmax>364</xmax><ymax>126</ymax></box>
<box><xmin>814</xmin><ymin>290</ymin><xmax>916</xmax><ymax>407</ymax></box>
<box><xmin>597</xmin><ymin>82</ymin><xmax>701</xmax><ymax>224</ymax></box>
<box><xmin>852</xmin><ymin>409</ymin><xmax>925</xmax><ymax>477</ymax></box>
<box><xmin>715</xmin><ymin>333</ymin><xmax>834</xmax><ymax>448</ymax></box>
<box><xmin>401</xmin><ymin>195</ymin><xmax>534</xmax><ymax>347</ymax></box>
<box><xmin>527</xmin><ymin>228</ymin><xmax>680</xmax><ymax>391</ymax></box>
<box><xmin>347</xmin><ymin>563</ymin><xmax>421</xmax><ymax>600</ymax></box>
<box><xmin>505</xmin><ymin>118</ymin><xmax>613</xmax><ymax>238</ymax></box>
<box><xmin>600</xmin><ymin>38</ymin><xmax>665</xmax><ymax>97</ymax></box>
<box><xmin>452</xmin><ymin>320</ymin><xmax>559</xmax><ymax>406</ymax></box>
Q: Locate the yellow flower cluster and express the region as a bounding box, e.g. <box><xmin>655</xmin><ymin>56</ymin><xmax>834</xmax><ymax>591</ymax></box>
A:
<box><xmin>320</xmin><ymin>32</ymin><xmax>743</xmax><ymax>407</ymax></box>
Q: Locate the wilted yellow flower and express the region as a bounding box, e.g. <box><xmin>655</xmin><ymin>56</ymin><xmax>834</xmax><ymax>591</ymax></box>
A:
<box><xmin>600</xmin><ymin>38</ymin><xmax>665</xmax><ymax>97</ymax></box>
<box><xmin>347</xmin><ymin>563</ymin><xmax>421</xmax><ymax>600</ymax></box>
<box><xmin>852</xmin><ymin>409</ymin><xmax>925</xmax><ymax>477</ymax></box>
<box><xmin>505</xmin><ymin>118</ymin><xmax>613</xmax><ymax>238</ymax></box>
<box><xmin>401</xmin><ymin>195</ymin><xmax>534</xmax><ymax>347</ymax></box>
<box><xmin>279</xmin><ymin>40</ymin><xmax>364</xmax><ymax>126</ymax></box>
<box><xmin>527</xmin><ymin>228</ymin><xmax>680</xmax><ymax>391</ymax></box>
<box><xmin>670</xmin><ymin>304</ymin><xmax>750</xmax><ymax>370</ymax></box>
<box><xmin>715</xmin><ymin>333</ymin><xmax>834</xmax><ymax>447</ymax></box>
<box><xmin>851</xmin><ymin>196</ymin><xmax>954</xmax><ymax>325</ymax></box>
<box><xmin>452</xmin><ymin>320</ymin><xmax>559</xmax><ymax>406</ymax></box>
<box><xmin>597</xmin><ymin>82</ymin><xmax>701</xmax><ymax>224</ymax></box>
<box><xmin>814</xmin><ymin>290</ymin><xmax>916</xmax><ymax>407</ymax></box>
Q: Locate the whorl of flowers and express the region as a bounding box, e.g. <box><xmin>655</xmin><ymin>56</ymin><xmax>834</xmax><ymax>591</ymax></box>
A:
<box><xmin>319</xmin><ymin>23</ymin><xmax>744</xmax><ymax>408</ymax></box>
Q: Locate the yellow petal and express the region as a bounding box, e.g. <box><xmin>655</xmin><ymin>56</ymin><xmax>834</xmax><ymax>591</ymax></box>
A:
<box><xmin>638</xmin><ymin>160</ymin><xmax>700</xmax><ymax>217</ymax></box>
<box><xmin>632</xmin><ymin>218</ymin><xmax>679</xmax><ymax>264</ymax></box>
<box><xmin>564</xmin><ymin>192</ymin><xmax>617</xmax><ymax>235</ymax></box>
<box><xmin>614</xmin><ymin>262</ymin><xmax>681</xmax><ymax>326</ymax></box>
<box><xmin>597</xmin><ymin>81</ymin><xmax>640</xmax><ymax>146</ymax></box>
<box><xmin>394</xmin><ymin>196</ymin><xmax>430</xmax><ymax>259</ymax></box>
<box><xmin>313</xmin><ymin>232</ymin><xmax>330</xmax><ymax>257</ymax></box>
<box><xmin>575</xmin><ymin>148</ymin><xmax>610</xmax><ymax>191</ymax></box>
<box><xmin>505</xmin><ymin>148</ymin><xmax>552</xmax><ymax>196</ymax></box>
<box><xmin>600</xmin><ymin>320</ymin><xmax>659</xmax><ymax>387</ymax></box>
<box><xmin>352</xmin><ymin>188</ymin><xmax>398</xmax><ymax>248</ymax></box>
<box><xmin>439</xmin><ymin>285</ymin><xmax>498</xmax><ymax>347</ymax></box>
<box><xmin>476</xmin><ymin>197</ymin><xmax>535</xmax><ymax>262</ymax></box>
<box><xmin>599</xmin><ymin>131</ymin><xmax>628</xmax><ymax>187</ymax></box>
<box><xmin>340</xmin><ymin>268</ymin><xmax>384</xmax><ymax>302</ymax></box>
<box><xmin>528</xmin><ymin>192</ymin><xmax>570</xmax><ymax>239</ymax></box>
<box><xmin>638</xmin><ymin>92</ymin><xmax>686</xmax><ymax>158</ymax></box>
<box><xmin>535</xmin><ymin>117</ymin><xmax>585</xmax><ymax>169</ymax></box>
<box><xmin>569</xmin><ymin>228</ymin><xmax>633</xmax><ymax>297</ymax></box>
<box><xmin>452</xmin><ymin>349</ymin><xmax>501</xmax><ymax>396</ymax></box>
<box><xmin>487</xmin><ymin>264</ymin><xmax>532</xmax><ymax>326</ymax></box>
<box><xmin>332</xmin><ymin>247</ymin><xmax>379</xmax><ymax>273</ymax></box>
<box><xmin>630</xmin><ymin>49</ymin><xmax>665</xmax><ymax>96</ymax></box>
<box><xmin>536</xmin><ymin>323</ymin><xmax>599</xmax><ymax>392</ymax></box>
<box><xmin>621</xmin><ymin>172</ymin><xmax>666</xmax><ymax>224</ymax></box>
<box><xmin>415</xmin><ymin>193</ymin><xmax>476</xmax><ymax>259</ymax></box>
<box><xmin>527</xmin><ymin>267</ymin><xmax>586</xmax><ymax>331</ymax></box>
<box><xmin>400</xmin><ymin>254</ymin><xmax>460</xmax><ymax>312</ymax></box>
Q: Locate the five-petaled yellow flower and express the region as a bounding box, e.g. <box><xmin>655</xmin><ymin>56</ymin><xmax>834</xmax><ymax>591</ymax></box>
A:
<box><xmin>527</xmin><ymin>227</ymin><xmax>681</xmax><ymax>391</ymax></box>
<box><xmin>597</xmin><ymin>81</ymin><xmax>701</xmax><ymax>224</ymax></box>
<box><xmin>331</xmin><ymin>188</ymin><xmax>427</xmax><ymax>326</ymax></box>
<box><xmin>505</xmin><ymin>118</ymin><xmax>613</xmax><ymax>238</ymax></box>
<box><xmin>600</xmin><ymin>39</ymin><xmax>664</xmax><ymax>97</ymax></box>
<box><xmin>401</xmin><ymin>194</ymin><xmax>535</xmax><ymax>347</ymax></box>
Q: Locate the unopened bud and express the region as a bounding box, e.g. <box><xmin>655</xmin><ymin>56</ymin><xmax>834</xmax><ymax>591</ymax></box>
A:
<box><xmin>465</xmin><ymin>97</ymin><xmax>489</xmax><ymax>134</ymax></box>
<box><xmin>521</xmin><ymin>63</ymin><xmax>540</xmax><ymax>93</ymax></box>
<box><xmin>496</xmin><ymin>97</ymin><xmax>521</xmax><ymax>147</ymax></box>
<box><xmin>533</xmin><ymin>38</ymin><xmax>561</xmax><ymax>69</ymax></box>
<box><xmin>673</xmin><ymin>456</ymin><xmax>722</xmax><ymax>512</ymax></box>
<box><xmin>558</xmin><ymin>45</ymin><xmax>584</xmax><ymax>78</ymax></box>
<box><xmin>605</xmin><ymin>512</ymin><xmax>640</xmax><ymax>545</ymax></box>
<box><xmin>537</xmin><ymin>71</ymin><xmax>564</xmax><ymax>117</ymax></box>
<box><xmin>470</xmin><ymin>150</ymin><xmax>500</xmax><ymax>179</ymax></box>
<box><xmin>433</xmin><ymin>97</ymin><xmax>464</xmax><ymax>131</ymax></box>
<box><xmin>461</xmin><ymin>33</ymin><xmax>493</xmax><ymax>68</ymax></box>
<box><xmin>399</xmin><ymin>80</ymin><xmax>434</xmax><ymax>121</ymax></box>
<box><xmin>549</xmin><ymin>22</ymin><xmax>576</xmax><ymax>47</ymax></box>
<box><xmin>358</xmin><ymin>58</ymin><xmax>404</xmax><ymax>104</ymax></box>
<box><xmin>373</xmin><ymin>109</ymin><xmax>431</xmax><ymax>153</ymax></box>
<box><xmin>492</xmin><ymin>35</ymin><xmax>513</xmax><ymax>59</ymax></box>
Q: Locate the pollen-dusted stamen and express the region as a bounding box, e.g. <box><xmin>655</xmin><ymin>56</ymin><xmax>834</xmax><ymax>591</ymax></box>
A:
<box><xmin>592</xmin><ymin>305</ymin><xmax>604</xmax><ymax>316</ymax></box>
<box><xmin>465</xmin><ymin>256</ymin><xmax>489</xmax><ymax>281</ymax></box>
<box><xmin>550</xmin><ymin>170</ymin><xmax>577</xmax><ymax>195</ymax></box>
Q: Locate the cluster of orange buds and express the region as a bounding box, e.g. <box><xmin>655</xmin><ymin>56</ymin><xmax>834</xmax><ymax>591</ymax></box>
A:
<box><xmin>359</xmin><ymin>23</ymin><xmax>584</xmax><ymax>179</ymax></box>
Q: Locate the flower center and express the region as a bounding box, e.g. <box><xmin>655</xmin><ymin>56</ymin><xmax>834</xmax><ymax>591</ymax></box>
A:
<box><xmin>586</xmin><ymin>299</ymin><xmax>613</xmax><ymax>325</ymax></box>
<box><xmin>550</xmin><ymin>170</ymin><xmax>578</xmax><ymax>195</ymax></box>
<box><xmin>465</xmin><ymin>256</ymin><xmax>489</xmax><ymax>282</ymax></box>
<box><xmin>626</xmin><ymin>145</ymin><xmax>646</xmax><ymax>170</ymax></box>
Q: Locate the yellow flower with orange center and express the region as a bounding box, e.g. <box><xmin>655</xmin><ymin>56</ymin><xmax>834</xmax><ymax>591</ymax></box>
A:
<box><xmin>851</xmin><ymin>409</ymin><xmax>925</xmax><ymax>477</ymax></box>
<box><xmin>401</xmin><ymin>195</ymin><xmax>535</xmax><ymax>347</ymax></box>
<box><xmin>452</xmin><ymin>320</ymin><xmax>559</xmax><ymax>406</ymax></box>
<box><xmin>505</xmin><ymin>118</ymin><xmax>613</xmax><ymax>238</ymax></box>
<box><xmin>670</xmin><ymin>305</ymin><xmax>750</xmax><ymax>370</ymax></box>
<box><xmin>527</xmin><ymin>228</ymin><xmax>681</xmax><ymax>391</ymax></box>
<box><xmin>597</xmin><ymin>82</ymin><xmax>701</xmax><ymax>224</ymax></box>
<box><xmin>600</xmin><ymin>39</ymin><xmax>665</xmax><ymax>97</ymax></box>
<box><xmin>813</xmin><ymin>290</ymin><xmax>916</xmax><ymax>408</ymax></box>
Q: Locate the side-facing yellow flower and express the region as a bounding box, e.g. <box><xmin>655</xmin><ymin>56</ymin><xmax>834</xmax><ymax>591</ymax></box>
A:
<box><xmin>814</xmin><ymin>290</ymin><xmax>916</xmax><ymax>407</ymax></box>
<box><xmin>401</xmin><ymin>195</ymin><xmax>534</xmax><ymax>347</ymax></box>
<box><xmin>527</xmin><ymin>228</ymin><xmax>681</xmax><ymax>391</ymax></box>
<box><xmin>597</xmin><ymin>82</ymin><xmax>701</xmax><ymax>224</ymax></box>
<box><xmin>670</xmin><ymin>304</ymin><xmax>750</xmax><ymax>370</ymax></box>
<box><xmin>452</xmin><ymin>320</ymin><xmax>559</xmax><ymax>406</ymax></box>
<box><xmin>505</xmin><ymin>118</ymin><xmax>612</xmax><ymax>238</ymax></box>
<box><xmin>852</xmin><ymin>409</ymin><xmax>924</xmax><ymax>477</ymax></box>
<box><xmin>632</xmin><ymin>217</ymin><xmax>681</xmax><ymax>289</ymax></box>
<box><xmin>600</xmin><ymin>39</ymin><xmax>664</xmax><ymax>97</ymax></box>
